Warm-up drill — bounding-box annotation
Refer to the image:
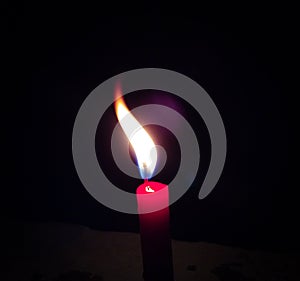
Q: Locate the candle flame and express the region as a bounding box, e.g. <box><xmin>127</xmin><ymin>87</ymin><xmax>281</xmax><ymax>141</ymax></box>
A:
<box><xmin>114</xmin><ymin>88</ymin><xmax>157</xmax><ymax>179</ymax></box>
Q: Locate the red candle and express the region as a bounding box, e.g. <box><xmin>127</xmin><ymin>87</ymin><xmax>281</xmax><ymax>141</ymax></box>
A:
<box><xmin>137</xmin><ymin>180</ymin><xmax>174</xmax><ymax>281</ymax></box>
<box><xmin>115</xmin><ymin>91</ymin><xmax>174</xmax><ymax>280</ymax></box>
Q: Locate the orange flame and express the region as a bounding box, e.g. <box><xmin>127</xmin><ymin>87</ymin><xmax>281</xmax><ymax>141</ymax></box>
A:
<box><xmin>114</xmin><ymin>88</ymin><xmax>157</xmax><ymax>179</ymax></box>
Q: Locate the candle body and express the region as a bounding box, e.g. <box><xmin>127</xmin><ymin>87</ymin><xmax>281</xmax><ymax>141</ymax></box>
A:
<box><xmin>137</xmin><ymin>181</ymin><xmax>174</xmax><ymax>281</ymax></box>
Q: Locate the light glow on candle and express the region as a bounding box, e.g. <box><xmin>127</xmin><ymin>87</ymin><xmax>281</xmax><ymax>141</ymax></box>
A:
<box><xmin>115</xmin><ymin>90</ymin><xmax>158</xmax><ymax>179</ymax></box>
<box><xmin>145</xmin><ymin>186</ymin><xmax>155</xmax><ymax>193</ymax></box>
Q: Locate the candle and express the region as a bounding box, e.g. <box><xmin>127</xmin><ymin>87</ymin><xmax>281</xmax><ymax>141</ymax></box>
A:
<box><xmin>137</xmin><ymin>180</ymin><xmax>174</xmax><ymax>281</ymax></box>
<box><xmin>115</xmin><ymin>91</ymin><xmax>174</xmax><ymax>281</ymax></box>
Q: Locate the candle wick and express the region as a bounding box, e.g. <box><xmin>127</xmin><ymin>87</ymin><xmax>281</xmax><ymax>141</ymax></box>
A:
<box><xmin>144</xmin><ymin>178</ymin><xmax>149</xmax><ymax>184</ymax></box>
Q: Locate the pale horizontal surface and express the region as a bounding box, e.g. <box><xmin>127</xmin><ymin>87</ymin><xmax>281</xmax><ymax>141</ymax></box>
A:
<box><xmin>6</xmin><ymin>222</ymin><xmax>298</xmax><ymax>281</ymax></box>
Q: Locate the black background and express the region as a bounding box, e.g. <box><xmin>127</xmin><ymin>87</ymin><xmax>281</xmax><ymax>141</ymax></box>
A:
<box><xmin>5</xmin><ymin>3</ymin><xmax>295</xmax><ymax>252</ymax></box>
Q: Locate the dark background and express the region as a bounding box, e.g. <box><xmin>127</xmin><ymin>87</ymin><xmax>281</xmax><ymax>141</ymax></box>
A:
<box><xmin>6</xmin><ymin>4</ymin><xmax>295</xmax><ymax>252</ymax></box>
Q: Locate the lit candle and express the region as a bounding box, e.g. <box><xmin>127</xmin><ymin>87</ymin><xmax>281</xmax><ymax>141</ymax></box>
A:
<box><xmin>137</xmin><ymin>180</ymin><xmax>174</xmax><ymax>281</ymax></box>
<box><xmin>115</xmin><ymin>93</ymin><xmax>174</xmax><ymax>281</ymax></box>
